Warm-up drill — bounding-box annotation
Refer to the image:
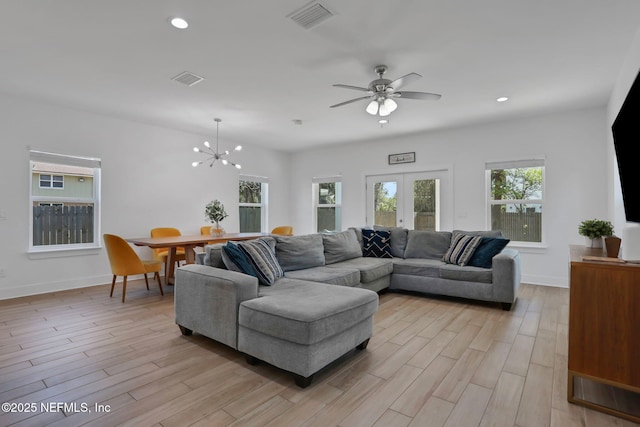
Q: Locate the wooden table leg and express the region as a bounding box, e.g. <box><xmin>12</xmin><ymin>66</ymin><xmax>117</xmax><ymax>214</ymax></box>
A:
<box><xmin>166</xmin><ymin>247</ymin><xmax>177</xmax><ymax>285</ymax></box>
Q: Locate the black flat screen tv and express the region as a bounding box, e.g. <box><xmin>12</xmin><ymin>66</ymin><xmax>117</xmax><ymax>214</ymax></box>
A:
<box><xmin>612</xmin><ymin>69</ymin><xmax>640</xmax><ymax>223</ymax></box>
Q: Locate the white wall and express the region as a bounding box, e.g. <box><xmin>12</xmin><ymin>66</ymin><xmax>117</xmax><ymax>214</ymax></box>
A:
<box><xmin>291</xmin><ymin>107</ymin><xmax>609</xmax><ymax>287</ymax></box>
<box><xmin>0</xmin><ymin>93</ymin><xmax>291</xmax><ymax>299</ymax></box>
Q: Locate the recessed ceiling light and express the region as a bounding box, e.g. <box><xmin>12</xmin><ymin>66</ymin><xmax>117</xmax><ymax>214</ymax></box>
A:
<box><xmin>378</xmin><ymin>119</ymin><xmax>389</xmax><ymax>124</ymax></box>
<box><xmin>496</xmin><ymin>97</ymin><xmax>509</xmax><ymax>102</ymax></box>
<box><xmin>170</xmin><ymin>17</ymin><xmax>189</xmax><ymax>29</ymax></box>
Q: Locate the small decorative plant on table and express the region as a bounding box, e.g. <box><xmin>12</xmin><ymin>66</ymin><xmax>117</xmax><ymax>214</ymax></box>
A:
<box><xmin>578</xmin><ymin>219</ymin><xmax>614</xmax><ymax>249</ymax></box>
<box><xmin>205</xmin><ymin>199</ymin><xmax>228</xmax><ymax>237</ymax></box>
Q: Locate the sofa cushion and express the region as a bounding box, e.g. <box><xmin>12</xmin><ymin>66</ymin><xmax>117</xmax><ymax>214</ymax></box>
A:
<box><xmin>322</xmin><ymin>229</ymin><xmax>363</xmax><ymax>264</ymax></box>
<box><xmin>238</xmin><ymin>238</ymin><xmax>284</xmax><ymax>286</ymax></box>
<box><xmin>404</xmin><ymin>230</ymin><xmax>452</xmax><ymax>259</ymax></box>
<box><xmin>221</xmin><ymin>242</ymin><xmax>257</xmax><ymax>276</ymax></box>
<box><xmin>240</xmin><ymin>278</ymin><xmax>378</xmax><ymax>345</ymax></box>
<box><xmin>327</xmin><ymin>257</ymin><xmax>393</xmax><ymax>283</ymax></box>
<box><xmin>362</xmin><ymin>229</ymin><xmax>392</xmax><ymax>258</ymax></box>
<box><xmin>373</xmin><ymin>226</ymin><xmax>409</xmax><ymax>258</ymax></box>
<box><xmin>392</xmin><ymin>258</ymin><xmax>444</xmax><ymax>277</ymax></box>
<box><xmin>468</xmin><ymin>237</ymin><xmax>510</xmax><ymax>268</ymax></box>
<box><xmin>442</xmin><ymin>233</ymin><xmax>482</xmax><ymax>266</ymax></box>
<box><xmin>284</xmin><ymin>266</ymin><xmax>360</xmax><ymax>287</ymax></box>
<box><xmin>275</xmin><ymin>234</ymin><xmax>325</xmax><ymax>271</ymax></box>
<box><xmin>202</xmin><ymin>244</ymin><xmax>225</xmax><ymax>268</ymax></box>
<box><xmin>439</xmin><ymin>263</ymin><xmax>493</xmax><ymax>284</ymax></box>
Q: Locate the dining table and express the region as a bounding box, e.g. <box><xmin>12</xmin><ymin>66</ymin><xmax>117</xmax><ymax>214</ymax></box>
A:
<box><xmin>126</xmin><ymin>232</ymin><xmax>269</xmax><ymax>284</ymax></box>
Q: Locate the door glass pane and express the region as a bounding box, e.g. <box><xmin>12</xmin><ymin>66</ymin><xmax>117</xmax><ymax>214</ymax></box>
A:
<box><xmin>374</xmin><ymin>181</ymin><xmax>397</xmax><ymax>226</ymax></box>
<box><xmin>414</xmin><ymin>179</ymin><xmax>437</xmax><ymax>231</ymax></box>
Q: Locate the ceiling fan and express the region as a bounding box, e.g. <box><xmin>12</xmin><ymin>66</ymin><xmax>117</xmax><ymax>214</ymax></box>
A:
<box><xmin>330</xmin><ymin>65</ymin><xmax>441</xmax><ymax>117</ymax></box>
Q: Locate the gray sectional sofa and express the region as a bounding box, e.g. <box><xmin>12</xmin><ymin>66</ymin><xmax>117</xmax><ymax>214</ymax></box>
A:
<box><xmin>174</xmin><ymin>227</ymin><xmax>521</xmax><ymax>387</ymax></box>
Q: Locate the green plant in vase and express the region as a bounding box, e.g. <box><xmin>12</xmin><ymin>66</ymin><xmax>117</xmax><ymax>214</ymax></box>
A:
<box><xmin>578</xmin><ymin>219</ymin><xmax>614</xmax><ymax>249</ymax></box>
<box><xmin>205</xmin><ymin>199</ymin><xmax>228</xmax><ymax>237</ymax></box>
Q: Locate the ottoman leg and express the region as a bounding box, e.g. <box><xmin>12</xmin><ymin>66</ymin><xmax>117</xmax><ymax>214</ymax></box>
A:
<box><xmin>356</xmin><ymin>338</ymin><xmax>370</xmax><ymax>350</ymax></box>
<box><xmin>294</xmin><ymin>374</ymin><xmax>314</xmax><ymax>388</ymax></box>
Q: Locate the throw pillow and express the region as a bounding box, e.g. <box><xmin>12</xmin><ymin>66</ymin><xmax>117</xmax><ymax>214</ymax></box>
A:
<box><xmin>362</xmin><ymin>229</ymin><xmax>392</xmax><ymax>258</ymax></box>
<box><xmin>221</xmin><ymin>242</ymin><xmax>256</xmax><ymax>276</ymax></box>
<box><xmin>239</xmin><ymin>238</ymin><xmax>284</xmax><ymax>286</ymax></box>
<box><xmin>468</xmin><ymin>237</ymin><xmax>510</xmax><ymax>268</ymax></box>
<box><xmin>442</xmin><ymin>233</ymin><xmax>482</xmax><ymax>266</ymax></box>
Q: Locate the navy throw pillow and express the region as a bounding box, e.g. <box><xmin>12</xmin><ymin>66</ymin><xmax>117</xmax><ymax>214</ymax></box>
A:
<box><xmin>468</xmin><ymin>237</ymin><xmax>510</xmax><ymax>268</ymax></box>
<box><xmin>221</xmin><ymin>242</ymin><xmax>256</xmax><ymax>276</ymax></box>
<box><xmin>362</xmin><ymin>229</ymin><xmax>392</xmax><ymax>258</ymax></box>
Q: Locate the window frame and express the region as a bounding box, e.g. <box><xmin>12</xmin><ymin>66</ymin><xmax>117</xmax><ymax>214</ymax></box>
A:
<box><xmin>29</xmin><ymin>150</ymin><xmax>102</xmax><ymax>253</ymax></box>
<box><xmin>485</xmin><ymin>158</ymin><xmax>545</xmax><ymax>247</ymax></box>
<box><xmin>312</xmin><ymin>176</ymin><xmax>342</xmax><ymax>232</ymax></box>
<box><xmin>238</xmin><ymin>174</ymin><xmax>268</xmax><ymax>233</ymax></box>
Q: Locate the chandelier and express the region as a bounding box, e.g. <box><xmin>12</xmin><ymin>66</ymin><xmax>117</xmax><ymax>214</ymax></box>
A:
<box><xmin>192</xmin><ymin>118</ymin><xmax>242</xmax><ymax>169</ymax></box>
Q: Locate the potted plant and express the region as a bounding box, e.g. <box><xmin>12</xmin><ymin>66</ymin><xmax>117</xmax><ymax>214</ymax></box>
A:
<box><xmin>205</xmin><ymin>199</ymin><xmax>228</xmax><ymax>237</ymax></box>
<box><xmin>578</xmin><ymin>219</ymin><xmax>614</xmax><ymax>249</ymax></box>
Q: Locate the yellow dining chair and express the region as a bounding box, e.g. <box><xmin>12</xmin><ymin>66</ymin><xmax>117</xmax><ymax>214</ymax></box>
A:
<box><xmin>103</xmin><ymin>234</ymin><xmax>163</xmax><ymax>303</ymax></box>
<box><xmin>271</xmin><ymin>226</ymin><xmax>293</xmax><ymax>236</ymax></box>
<box><xmin>150</xmin><ymin>227</ymin><xmax>187</xmax><ymax>279</ymax></box>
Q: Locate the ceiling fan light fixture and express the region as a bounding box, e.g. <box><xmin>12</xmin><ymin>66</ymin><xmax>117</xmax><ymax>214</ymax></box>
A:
<box><xmin>366</xmin><ymin>100</ymin><xmax>379</xmax><ymax>115</ymax></box>
<box><xmin>378</xmin><ymin>102</ymin><xmax>392</xmax><ymax>117</ymax></box>
<box><xmin>383</xmin><ymin>98</ymin><xmax>398</xmax><ymax>113</ymax></box>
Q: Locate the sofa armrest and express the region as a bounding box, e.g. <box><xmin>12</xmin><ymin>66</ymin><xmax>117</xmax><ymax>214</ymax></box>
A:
<box><xmin>175</xmin><ymin>264</ymin><xmax>259</xmax><ymax>349</ymax></box>
<box><xmin>491</xmin><ymin>248</ymin><xmax>522</xmax><ymax>304</ymax></box>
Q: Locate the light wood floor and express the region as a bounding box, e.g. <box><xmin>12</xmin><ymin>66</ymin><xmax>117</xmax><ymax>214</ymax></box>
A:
<box><xmin>0</xmin><ymin>281</ymin><xmax>638</xmax><ymax>427</ymax></box>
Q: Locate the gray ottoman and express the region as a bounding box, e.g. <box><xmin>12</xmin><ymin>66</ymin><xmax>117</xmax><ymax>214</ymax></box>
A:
<box><xmin>237</xmin><ymin>278</ymin><xmax>379</xmax><ymax>387</ymax></box>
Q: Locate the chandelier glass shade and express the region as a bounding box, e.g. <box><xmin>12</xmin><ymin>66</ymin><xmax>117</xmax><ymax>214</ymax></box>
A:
<box><xmin>366</xmin><ymin>97</ymin><xmax>398</xmax><ymax>117</ymax></box>
<box><xmin>192</xmin><ymin>118</ymin><xmax>241</xmax><ymax>169</ymax></box>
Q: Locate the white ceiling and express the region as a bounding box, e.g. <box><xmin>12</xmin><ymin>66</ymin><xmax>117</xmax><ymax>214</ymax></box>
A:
<box><xmin>2</xmin><ymin>0</ymin><xmax>640</xmax><ymax>152</ymax></box>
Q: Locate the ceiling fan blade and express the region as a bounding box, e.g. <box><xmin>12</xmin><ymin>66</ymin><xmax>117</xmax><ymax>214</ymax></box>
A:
<box><xmin>394</xmin><ymin>91</ymin><xmax>442</xmax><ymax>101</ymax></box>
<box><xmin>333</xmin><ymin>84</ymin><xmax>371</xmax><ymax>92</ymax></box>
<box><xmin>389</xmin><ymin>72</ymin><xmax>422</xmax><ymax>91</ymax></box>
<box><xmin>330</xmin><ymin>96</ymin><xmax>373</xmax><ymax>108</ymax></box>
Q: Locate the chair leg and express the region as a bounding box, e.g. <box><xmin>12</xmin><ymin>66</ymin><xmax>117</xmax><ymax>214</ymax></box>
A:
<box><xmin>110</xmin><ymin>275</ymin><xmax>117</xmax><ymax>298</ymax></box>
<box><xmin>144</xmin><ymin>273</ymin><xmax>150</xmax><ymax>290</ymax></box>
<box><xmin>122</xmin><ymin>276</ymin><xmax>128</xmax><ymax>303</ymax></box>
<box><xmin>155</xmin><ymin>272</ymin><xmax>164</xmax><ymax>296</ymax></box>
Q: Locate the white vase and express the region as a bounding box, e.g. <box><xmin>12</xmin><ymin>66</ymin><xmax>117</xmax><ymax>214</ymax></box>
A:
<box><xmin>585</xmin><ymin>237</ymin><xmax>603</xmax><ymax>248</ymax></box>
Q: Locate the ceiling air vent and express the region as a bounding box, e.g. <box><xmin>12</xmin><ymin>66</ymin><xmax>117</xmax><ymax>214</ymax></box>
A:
<box><xmin>171</xmin><ymin>71</ymin><xmax>204</xmax><ymax>87</ymax></box>
<box><xmin>287</xmin><ymin>2</ymin><xmax>334</xmax><ymax>29</ymax></box>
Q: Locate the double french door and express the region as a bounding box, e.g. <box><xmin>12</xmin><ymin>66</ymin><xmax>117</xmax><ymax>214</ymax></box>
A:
<box><xmin>365</xmin><ymin>170</ymin><xmax>452</xmax><ymax>230</ymax></box>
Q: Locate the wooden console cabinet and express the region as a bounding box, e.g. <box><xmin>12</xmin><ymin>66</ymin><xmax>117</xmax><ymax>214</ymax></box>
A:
<box><xmin>568</xmin><ymin>245</ymin><xmax>640</xmax><ymax>423</ymax></box>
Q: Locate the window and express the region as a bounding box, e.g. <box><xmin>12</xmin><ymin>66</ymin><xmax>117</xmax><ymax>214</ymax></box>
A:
<box><xmin>486</xmin><ymin>159</ymin><xmax>544</xmax><ymax>243</ymax></box>
<box><xmin>30</xmin><ymin>150</ymin><xmax>101</xmax><ymax>251</ymax></box>
<box><xmin>313</xmin><ymin>176</ymin><xmax>342</xmax><ymax>232</ymax></box>
<box><xmin>239</xmin><ymin>175</ymin><xmax>268</xmax><ymax>233</ymax></box>
<box><xmin>39</xmin><ymin>174</ymin><xmax>64</xmax><ymax>189</ymax></box>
